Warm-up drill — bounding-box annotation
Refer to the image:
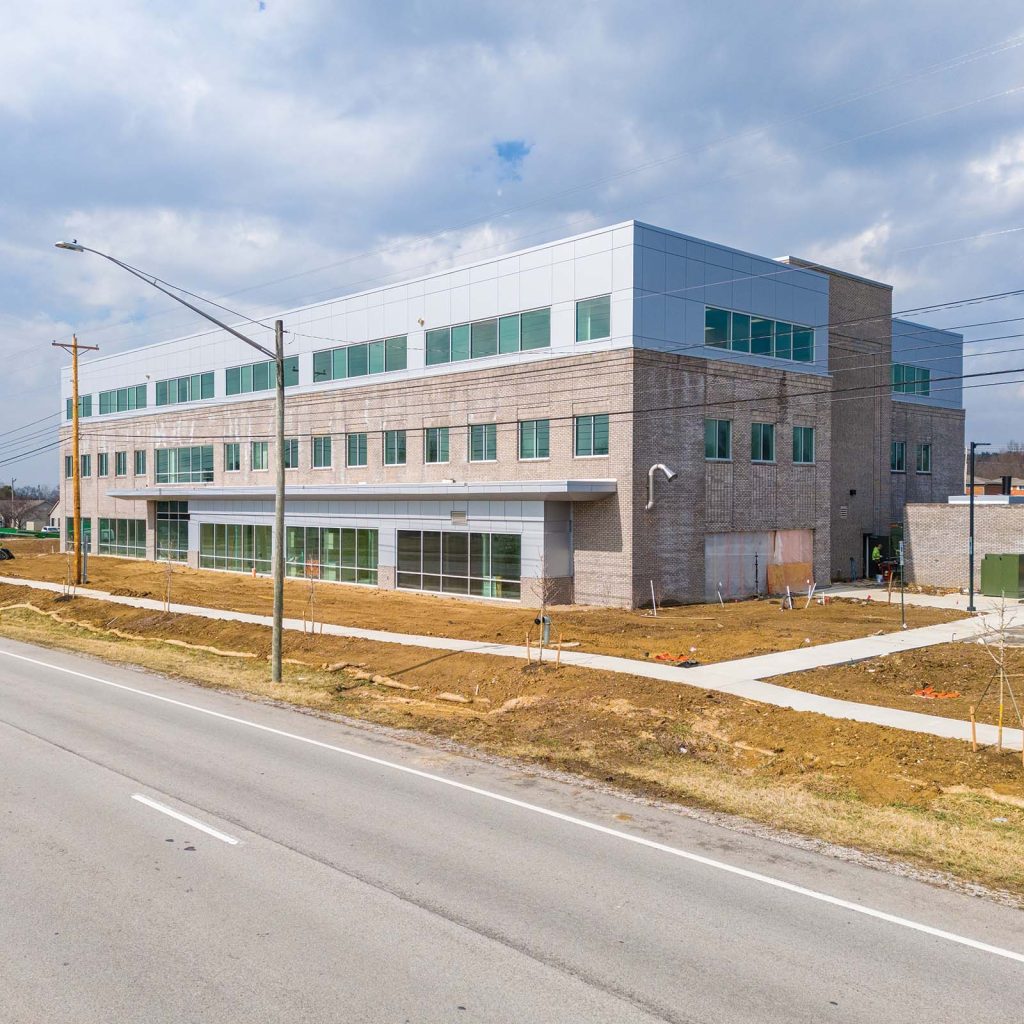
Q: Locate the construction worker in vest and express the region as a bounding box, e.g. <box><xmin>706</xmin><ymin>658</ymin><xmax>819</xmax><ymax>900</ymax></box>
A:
<box><xmin>871</xmin><ymin>543</ymin><xmax>883</xmax><ymax>580</ymax></box>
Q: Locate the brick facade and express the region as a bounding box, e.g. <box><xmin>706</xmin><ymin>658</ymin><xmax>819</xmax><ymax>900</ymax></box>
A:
<box><xmin>630</xmin><ymin>351</ymin><xmax>832</xmax><ymax>605</ymax></box>
<box><xmin>889</xmin><ymin>403</ymin><xmax>965</xmax><ymax>518</ymax></box>
<box><xmin>905</xmin><ymin>503</ymin><xmax>1024</xmax><ymax>589</ymax></box>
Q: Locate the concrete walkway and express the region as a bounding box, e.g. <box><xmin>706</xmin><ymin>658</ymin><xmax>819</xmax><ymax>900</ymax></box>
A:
<box><xmin>1</xmin><ymin>574</ymin><xmax>1020</xmax><ymax>751</ymax></box>
<box><xmin>826</xmin><ymin>584</ymin><xmax>1017</xmax><ymax>613</ymax></box>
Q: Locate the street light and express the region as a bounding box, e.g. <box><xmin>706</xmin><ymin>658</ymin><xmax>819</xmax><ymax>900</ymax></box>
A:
<box><xmin>967</xmin><ymin>440</ymin><xmax>991</xmax><ymax>613</ymax></box>
<box><xmin>55</xmin><ymin>241</ymin><xmax>287</xmax><ymax>682</ymax></box>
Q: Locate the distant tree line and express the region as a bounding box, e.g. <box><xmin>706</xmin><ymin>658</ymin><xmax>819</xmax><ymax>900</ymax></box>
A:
<box><xmin>976</xmin><ymin>446</ymin><xmax>1024</xmax><ymax>479</ymax></box>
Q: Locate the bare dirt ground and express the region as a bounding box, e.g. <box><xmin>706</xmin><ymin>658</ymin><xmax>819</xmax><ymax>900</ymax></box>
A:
<box><xmin>1</xmin><ymin>580</ymin><xmax>1021</xmax><ymax>897</ymax></box>
<box><xmin>776</xmin><ymin>642</ymin><xmax>1024</xmax><ymax>729</ymax></box>
<box><xmin>0</xmin><ymin>537</ymin><xmax>965</xmax><ymax>665</ymax></box>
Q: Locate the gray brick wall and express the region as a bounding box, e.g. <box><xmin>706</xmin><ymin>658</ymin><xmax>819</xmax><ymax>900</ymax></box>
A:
<box><xmin>889</xmin><ymin>404</ymin><xmax>965</xmax><ymax>518</ymax></box>
<box><xmin>630</xmin><ymin>350</ymin><xmax>832</xmax><ymax>605</ymax></box>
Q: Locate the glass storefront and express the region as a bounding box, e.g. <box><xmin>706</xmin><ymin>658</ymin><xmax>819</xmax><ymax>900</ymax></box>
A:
<box><xmin>199</xmin><ymin>523</ymin><xmax>273</xmax><ymax>574</ymax></box>
<box><xmin>285</xmin><ymin>526</ymin><xmax>378</xmax><ymax>585</ymax></box>
<box><xmin>396</xmin><ymin>530</ymin><xmax>521</xmax><ymax>599</ymax></box>
<box><xmin>97</xmin><ymin>518</ymin><xmax>146</xmax><ymax>558</ymax></box>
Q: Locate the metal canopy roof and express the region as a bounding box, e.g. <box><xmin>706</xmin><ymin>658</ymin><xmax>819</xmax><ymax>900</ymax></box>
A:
<box><xmin>106</xmin><ymin>479</ymin><xmax>617</xmax><ymax>503</ymax></box>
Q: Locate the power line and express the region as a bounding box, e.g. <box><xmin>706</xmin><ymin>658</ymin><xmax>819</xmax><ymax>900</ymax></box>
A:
<box><xmin>36</xmin><ymin>353</ymin><xmax>1024</xmax><ymax>452</ymax></box>
<box><xmin>16</xmin><ymin>372</ymin><xmax>1022</xmax><ymax>475</ymax></box>
<box><xmin>43</xmin><ymin>294</ymin><xmax>1024</xmax><ymax>441</ymax></box>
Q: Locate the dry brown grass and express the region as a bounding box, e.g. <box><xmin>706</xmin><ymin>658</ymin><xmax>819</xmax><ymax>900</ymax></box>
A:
<box><xmin>1</xmin><ymin>580</ymin><xmax>1022</xmax><ymax>899</ymax></box>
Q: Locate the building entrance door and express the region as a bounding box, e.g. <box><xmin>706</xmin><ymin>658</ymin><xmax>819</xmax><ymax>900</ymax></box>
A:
<box><xmin>863</xmin><ymin>533</ymin><xmax>889</xmax><ymax>580</ymax></box>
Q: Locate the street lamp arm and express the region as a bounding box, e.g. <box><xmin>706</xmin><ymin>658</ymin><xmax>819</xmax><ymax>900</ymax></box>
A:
<box><xmin>54</xmin><ymin>242</ymin><xmax>276</xmax><ymax>360</ymax></box>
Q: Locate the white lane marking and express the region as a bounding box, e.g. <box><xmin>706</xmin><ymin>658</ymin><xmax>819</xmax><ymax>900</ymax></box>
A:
<box><xmin>132</xmin><ymin>793</ymin><xmax>240</xmax><ymax>845</ymax></box>
<box><xmin>2</xmin><ymin>645</ymin><xmax>1022</xmax><ymax>965</ymax></box>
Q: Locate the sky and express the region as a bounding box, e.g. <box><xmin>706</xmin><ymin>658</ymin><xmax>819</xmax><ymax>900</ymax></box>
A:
<box><xmin>2</xmin><ymin>0</ymin><xmax>1023</xmax><ymax>485</ymax></box>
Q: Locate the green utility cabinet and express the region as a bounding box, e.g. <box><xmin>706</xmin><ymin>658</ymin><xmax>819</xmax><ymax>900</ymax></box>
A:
<box><xmin>980</xmin><ymin>554</ymin><xmax>1024</xmax><ymax>599</ymax></box>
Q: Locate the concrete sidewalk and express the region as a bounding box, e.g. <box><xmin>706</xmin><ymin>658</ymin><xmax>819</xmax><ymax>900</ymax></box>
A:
<box><xmin>826</xmin><ymin>584</ymin><xmax>1017</xmax><ymax>613</ymax></box>
<box><xmin>1</xmin><ymin>573</ymin><xmax>1020</xmax><ymax>751</ymax></box>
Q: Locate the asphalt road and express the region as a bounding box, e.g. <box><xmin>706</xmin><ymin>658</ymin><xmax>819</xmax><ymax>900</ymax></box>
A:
<box><xmin>0</xmin><ymin>635</ymin><xmax>1021</xmax><ymax>1023</ymax></box>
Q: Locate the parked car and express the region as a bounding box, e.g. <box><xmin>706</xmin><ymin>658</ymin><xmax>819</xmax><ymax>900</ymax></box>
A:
<box><xmin>41</xmin><ymin>525</ymin><xmax>59</xmax><ymax>535</ymax></box>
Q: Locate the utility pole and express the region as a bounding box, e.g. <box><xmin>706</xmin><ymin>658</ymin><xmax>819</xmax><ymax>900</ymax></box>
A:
<box><xmin>52</xmin><ymin>335</ymin><xmax>99</xmax><ymax>585</ymax></box>
<box><xmin>7</xmin><ymin>478</ymin><xmax>14</xmax><ymax>530</ymax></box>
<box><xmin>967</xmin><ymin>440</ymin><xmax>991</xmax><ymax>613</ymax></box>
<box><xmin>272</xmin><ymin>319</ymin><xmax>285</xmax><ymax>683</ymax></box>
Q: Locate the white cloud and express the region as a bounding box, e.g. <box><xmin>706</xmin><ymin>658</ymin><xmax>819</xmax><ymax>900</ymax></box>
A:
<box><xmin>968</xmin><ymin>133</ymin><xmax>1024</xmax><ymax>196</ymax></box>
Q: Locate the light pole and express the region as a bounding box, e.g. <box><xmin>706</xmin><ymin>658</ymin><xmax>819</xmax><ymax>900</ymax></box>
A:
<box><xmin>7</xmin><ymin>478</ymin><xmax>14</xmax><ymax>530</ymax></box>
<box><xmin>55</xmin><ymin>241</ymin><xmax>287</xmax><ymax>681</ymax></box>
<box><xmin>967</xmin><ymin>440</ymin><xmax>990</xmax><ymax>613</ymax></box>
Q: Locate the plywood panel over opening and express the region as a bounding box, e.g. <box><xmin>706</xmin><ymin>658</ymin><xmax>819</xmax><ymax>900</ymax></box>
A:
<box><xmin>705</xmin><ymin>529</ymin><xmax>813</xmax><ymax>600</ymax></box>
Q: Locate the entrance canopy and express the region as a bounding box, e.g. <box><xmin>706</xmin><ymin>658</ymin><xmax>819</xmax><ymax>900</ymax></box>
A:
<box><xmin>107</xmin><ymin>479</ymin><xmax>617</xmax><ymax>503</ymax></box>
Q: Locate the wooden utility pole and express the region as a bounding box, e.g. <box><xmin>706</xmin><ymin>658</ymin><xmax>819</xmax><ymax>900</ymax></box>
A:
<box><xmin>52</xmin><ymin>335</ymin><xmax>98</xmax><ymax>584</ymax></box>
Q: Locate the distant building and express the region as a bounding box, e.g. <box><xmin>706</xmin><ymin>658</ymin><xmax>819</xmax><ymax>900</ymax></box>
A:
<box><xmin>57</xmin><ymin>221</ymin><xmax>964</xmax><ymax>606</ymax></box>
<box><xmin>967</xmin><ymin>477</ymin><xmax>1024</xmax><ymax>497</ymax></box>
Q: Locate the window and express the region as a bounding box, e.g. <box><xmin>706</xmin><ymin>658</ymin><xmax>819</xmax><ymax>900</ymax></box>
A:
<box><xmin>469</xmin><ymin>423</ymin><xmax>497</xmax><ymax>462</ymax></box>
<box><xmin>471</xmin><ymin>320</ymin><xmax>498</xmax><ymax>359</ymax></box>
<box><xmin>793</xmin><ymin>426</ymin><xmax>815</xmax><ymax>465</ymax></box>
<box><xmin>97</xmin><ymin>452</ymin><xmax>109</xmax><ymax>477</ymax></box>
<box><xmin>704</xmin><ymin>419</ymin><xmax>732</xmax><ymax>461</ymax></box>
<box><xmin>704</xmin><ymin>307</ymin><xmax>814</xmax><ymax>363</ymax></box>
<box><xmin>155</xmin><ymin>446</ymin><xmax>214</xmax><ymax>484</ymax></box>
<box><xmin>155</xmin><ymin>372</ymin><xmax>215</xmax><ymax>406</ymax></box>
<box><xmin>891</xmin><ymin>441</ymin><xmax>906</xmax><ymax>473</ymax></box>
<box><xmin>64</xmin><ymin>455</ymin><xmax>73</xmax><ymax>479</ymax></box>
<box><xmin>80</xmin><ymin>454</ymin><xmax>91</xmax><ymax>478</ymax></box>
<box><xmin>426</xmin><ymin>309</ymin><xmax>551</xmax><ymax>367</ymax></box>
<box><xmin>224</xmin><ymin>443</ymin><xmax>241</xmax><ymax>472</ymax></box>
<box><xmin>383</xmin><ymin>429</ymin><xmax>406</xmax><ymax>466</ymax></box>
<box><xmin>312</xmin><ymin>336</ymin><xmax>408</xmax><ymax>383</ymax></box>
<box><xmin>576</xmin><ymin>295</ymin><xmax>611</xmax><ymax>342</ymax></box>
<box><xmin>916</xmin><ymin>443</ymin><xmax>932</xmax><ymax>474</ymax></box>
<box><xmin>66</xmin><ymin>395</ymin><xmax>92</xmax><ymax>420</ymax></box>
<box><xmin>519</xmin><ymin>419</ymin><xmax>550</xmax><ymax>460</ymax></box>
<box><xmin>225</xmin><ymin>356</ymin><xmax>299</xmax><ymax>396</ymax></box>
<box><xmin>285</xmin><ymin>526</ymin><xmax>379</xmax><ymax>584</ymax></box>
<box><xmin>284</xmin><ymin>437</ymin><xmax>299</xmax><ymax>470</ymax></box>
<box><xmin>115</xmin><ymin>451</ymin><xmax>127</xmax><ymax>477</ymax></box>
<box><xmin>199</xmin><ymin>522</ymin><xmax>273</xmax><ymax>575</ymax></box>
<box><xmin>134</xmin><ymin>449</ymin><xmax>147</xmax><ymax>476</ymax></box>
<box><xmin>251</xmin><ymin>441</ymin><xmax>269</xmax><ymax>471</ymax></box>
<box><xmin>751</xmin><ymin>422</ymin><xmax>776</xmax><ymax>463</ymax></box>
<box><xmin>312</xmin><ymin>435</ymin><xmax>332</xmax><ymax>469</ymax></box>
<box><xmin>397</xmin><ymin>530</ymin><xmax>521</xmax><ymax>599</ymax></box>
<box><xmin>65</xmin><ymin>517</ymin><xmax>92</xmax><ymax>548</ymax></box>
<box><xmin>892</xmin><ymin>363</ymin><xmax>931</xmax><ymax>396</ymax></box>
<box><xmin>346</xmin><ymin>432</ymin><xmax>368</xmax><ymax>467</ymax></box>
<box><xmin>575</xmin><ymin>414</ymin><xmax>609</xmax><ymax>457</ymax></box>
<box><xmin>156</xmin><ymin>501</ymin><xmax>189</xmax><ymax>562</ymax></box>
<box><xmin>704</xmin><ymin>308</ymin><xmax>730</xmax><ymax>348</ymax></box>
<box><xmin>98</xmin><ymin>518</ymin><xmax>146</xmax><ymax>558</ymax></box>
<box><xmin>98</xmin><ymin>385</ymin><xmax>146</xmax><ymax>415</ymax></box>
<box><xmin>424</xmin><ymin>427</ymin><xmax>449</xmax><ymax>464</ymax></box>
